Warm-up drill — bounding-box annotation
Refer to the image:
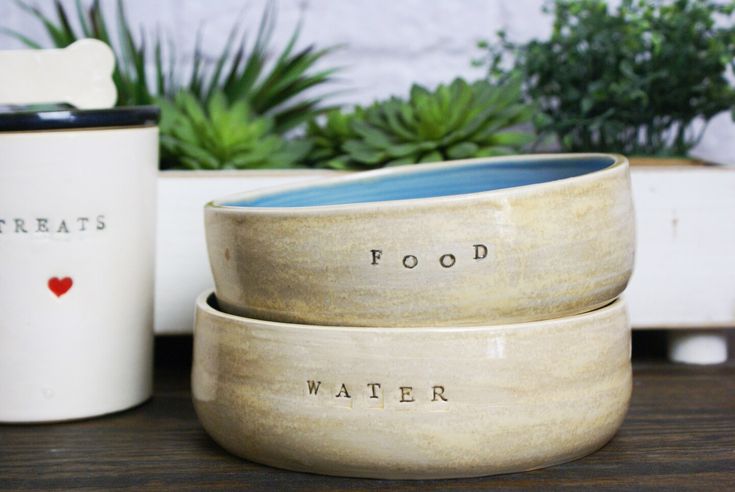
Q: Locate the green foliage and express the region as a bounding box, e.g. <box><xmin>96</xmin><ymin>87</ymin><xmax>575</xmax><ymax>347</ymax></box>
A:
<box><xmin>184</xmin><ymin>4</ymin><xmax>339</xmax><ymax>134</ymax></box>
<box><xmin>4</xmin><ymin>0</ymin><xmax>338</xmax><ymax>135</ymax></box>
<box><xmin>159</xmin><ymin>92</ymin><xmax>310</xmax><ymax>170</ymax></box>
<box><xmin>476</xmin><ymin>0</ymin><xmax>735</xmax><ymax>156</ymax></box>
<box><xmin>304</xmin><ymin>108</ymin><xmax>363</xmax><ymax>169</ymax></box>
<box><xmin>305</xmin><ymin>77</ymin><xmax>534</xmax><ymax>170</ymax></box>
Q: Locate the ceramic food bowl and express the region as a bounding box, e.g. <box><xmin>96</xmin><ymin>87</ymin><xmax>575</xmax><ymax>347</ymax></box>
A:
<box><xmin>205</xmin><ymin>153</ymin><xmax>635</xmax><ymax>327</ymax></box>
<box><xmin>192</xmin><ymin>291</ymin><xmax>632</xmax><ymax>479</ymax></box>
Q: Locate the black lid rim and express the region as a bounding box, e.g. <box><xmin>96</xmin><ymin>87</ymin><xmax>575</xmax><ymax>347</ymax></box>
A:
<box><xmin>0</xmin><ymin>106</ymin><xmax>160</xmax><ymax>132</ymax></box>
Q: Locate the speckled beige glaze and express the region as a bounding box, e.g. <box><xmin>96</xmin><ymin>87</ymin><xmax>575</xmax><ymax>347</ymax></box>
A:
<box><xmin>205</xmin><ymin>154</ymin><xmax>635</xmax><ymax>327</ymax></box>
<box><xmin>192</xmin><ymin>292</ymin><xmax>632</xmax><ymax>479</ymax></box>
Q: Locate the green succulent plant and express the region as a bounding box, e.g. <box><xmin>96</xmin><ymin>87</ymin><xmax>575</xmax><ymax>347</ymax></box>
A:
<box><xmin>305</xmin><ymin>77</ymin><xmax>534</xmax><ymax>170</ymax></box>
<box><xmin>304</xmin><ymin>108</ymin><xmax>363</xmax><ymax>169</ymax></box>
<box><xmin>159</xmin><ymin>92</ymin><xmax>310</xmax><ymax>170</ymax></box>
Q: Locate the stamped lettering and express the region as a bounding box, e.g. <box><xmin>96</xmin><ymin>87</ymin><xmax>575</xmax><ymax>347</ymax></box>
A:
<box><xmin>432</xmin><ymin>385</ymin><xmax>447</xmax><ymax>402</ymax></box>
<box><xmin>307</xmin><ymin>380</ymin><xmax>321</xmax><ymax>395</ymax></box>
<box><xmin>439</xmin><ymin>254</ymin><xmax>456</xmax><ymax>268</ymax></box>
<box><xmin>371</xmin><ymin>249</ymin><xmax>382</xmax><ymax>265</ymax></box>
<box><xmin>473</xmin><ymin>244</ymin><xmax>488</xmax><ymax>260</ymax></box>
<box><xmin>367</xmin><ymin>383</ymin><xmax>381</xmax><ymax>399</ymax></box>
<box><xmin>307</xmin><ymin>380</ymin><xmax>447</xmax><ymax>408</ymax></box>
<box><xmin>371</xmin><ymin>244</ymin><xmax>489</xmax><ymax>269</ymax></box>
<box><xmin>15</xmin><ymin>219</ymin><xmax>27</xmax><ymax>233</ymax></box>
<box><xmin>335</xmin><ymin>383</ymin><xmax>351</xmax><ymax>399</ymax></box>
<box><xmin>0</xmin><ymin>214</ymin><xmax>107</xmax><ymax>237</ymax></box>
<box><xmin>402</xmin><ymin>255</ymin><xmax>418</xmax><ymax>269</ymax></box>
<box><xmin>399</xmin><ymin>386</ymin><xmax>415</xmax><ymax>403</ymax></box>
<box><xmin>57</xmin><ymin>220</ymin><xmax>70</xmax><ymax>234</ymax></box>
<box><xmin>36</xmin><ymin>218</ymin><xmax>50</xmax><ymax>233</ymax></box>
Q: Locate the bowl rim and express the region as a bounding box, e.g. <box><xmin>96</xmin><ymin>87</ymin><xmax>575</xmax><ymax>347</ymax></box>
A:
<box><xmin>206</xmin><ymin>153</ymin><xmax>628</xmax><ymax>215</ymax></box>
<box><xmin>197</xmin><ymin>291</ymin><xmax>626</xmax><ymax>334</ymax></box>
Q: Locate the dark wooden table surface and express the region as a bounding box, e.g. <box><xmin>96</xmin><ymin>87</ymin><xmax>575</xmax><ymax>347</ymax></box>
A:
<box><xmin>1</xmin><ymin>333</ymin><xmax>734</xmax><ymax>491</ymax></box>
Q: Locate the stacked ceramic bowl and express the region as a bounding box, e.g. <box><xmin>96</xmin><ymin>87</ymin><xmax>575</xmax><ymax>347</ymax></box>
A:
<box><xmin>195</xmin><ymin>153</ymin><xmax>635</xmax><ymax>479</ymax></box>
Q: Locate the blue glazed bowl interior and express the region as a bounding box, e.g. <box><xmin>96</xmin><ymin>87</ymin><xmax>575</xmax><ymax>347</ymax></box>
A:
<box><xmin>225</xmin><ymin>156</ymin><xmax>616</xmax><ymax>208</ymax></box>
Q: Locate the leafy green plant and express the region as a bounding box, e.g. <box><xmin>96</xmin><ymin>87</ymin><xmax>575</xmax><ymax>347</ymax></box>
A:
<box><xmin>4</xmin><ymin>0</ymin><xmax>338</xmax><ymax>133</ymax></box>
<box><xmin>476</xmin><ymin>0</ymin><xmax>735</xmax><ymax>156</ymax></box>
<box><xmin>305</xmin><ymin>77</ymin><xmax>535</xmax><ymax>170</ymax></box>
<box><xmin>158</xmin><ymin>91</ymin><xmax>310</xmax><ymax>170</ymax></box>
<box><xmin>183</xmin><ymin>4</ymin><xmax>339</xmax><ymax>134</ymax></box>
<box><xmin>304</xmin><ymin>108</ymin><xmax>363</xmax><ymax>169</ymax></box>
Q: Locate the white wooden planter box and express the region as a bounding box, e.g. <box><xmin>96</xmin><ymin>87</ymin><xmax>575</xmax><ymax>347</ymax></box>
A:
<box><xmin>627</xmin><ymin>161</ymin><xmax>735</xmax><ymax>328</ymax></box>
<box><xmin>627</xmin><ymin>161</ymin><xmax>735</xmax><ymax>363</ymax></box>
<box><xmin>154</xmin><ymin>170</ymin><xmax>339</xmax><ymax>335</ymax></box>
<box><xmin>154</xmin><ymin>162</ymin><xmax>735</xmax><ymax>363</ymax></box>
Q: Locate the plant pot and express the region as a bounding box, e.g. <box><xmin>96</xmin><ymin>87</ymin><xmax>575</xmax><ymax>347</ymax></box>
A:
<box><xmin>0</xmin><ymin>107</ymin><xmax>159</xmax><ymax>422</ymax></box>
<box><xmin>155</xmin><ymin>169</ymin><xmax>341</xmax><ymax>334</ymax></box>
<box><xmin>627</xmin><ymin>157</ymin><xmax>735</xmax><ymax>363</ymax></box>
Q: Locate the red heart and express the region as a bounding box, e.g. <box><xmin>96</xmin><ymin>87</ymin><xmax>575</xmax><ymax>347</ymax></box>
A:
<box><xmin>48</xmin><ymin>277</ymin><xmax>73</xmax><ymax>297</ymax></box>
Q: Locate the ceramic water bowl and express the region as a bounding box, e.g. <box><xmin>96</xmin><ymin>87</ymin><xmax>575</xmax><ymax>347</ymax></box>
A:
<box><xmin>205</xmin><ymin>154</ymin><xmax>635</xmax><ymax>327</ymax></box>
<box><xmin>192</xmin><ymin>291</ymin><xmax>631</xmax><ymax>479</ymax></box>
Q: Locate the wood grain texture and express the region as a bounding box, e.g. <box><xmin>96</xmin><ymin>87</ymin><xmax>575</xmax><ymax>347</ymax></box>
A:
<box><xmin>1</xmin><ymin>335</ymin><xmax>733</xmax><ymax>491</ymax></box>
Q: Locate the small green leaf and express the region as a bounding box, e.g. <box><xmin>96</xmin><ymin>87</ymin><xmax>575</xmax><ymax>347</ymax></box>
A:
<box><xmin>487</xmin><ymin>132</ymin><xmax>534</xmax><ymax>147</ymax></box>
<box><xmin>447</xmin><ymin>142</ymin><xmax>480</xmax><ymax>159</ymax></box>
<box><xmin>419</xmin><ymin>151</ymin><xmax>443</xmax><ymax>163</ymax></box>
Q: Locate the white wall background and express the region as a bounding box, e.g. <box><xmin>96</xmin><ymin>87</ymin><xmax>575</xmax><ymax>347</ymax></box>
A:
<box><xmin>1</xmin><ymin>0</ymin><xmax>733</xmax><ymax>163</ymax></box>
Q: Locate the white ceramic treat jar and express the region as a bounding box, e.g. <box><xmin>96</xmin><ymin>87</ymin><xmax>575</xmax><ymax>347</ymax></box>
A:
<box><xmin>0</xmin><ymin>107</ymin><xmax>159</xmax><ymax>422</ymax></box>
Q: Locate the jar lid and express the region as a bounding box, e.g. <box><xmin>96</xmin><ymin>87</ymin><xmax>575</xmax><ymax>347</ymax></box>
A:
<box><xmin>0</xmin><ymin>106</ymin><xmax>159</xmax><ymax>132</ymax></box>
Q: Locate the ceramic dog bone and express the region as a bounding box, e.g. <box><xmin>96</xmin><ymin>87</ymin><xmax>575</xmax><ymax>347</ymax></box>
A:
<box><xmin>0</xmin><ymin>39</ymin><xmax>116</xmax><ymax>109</ymax></box>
